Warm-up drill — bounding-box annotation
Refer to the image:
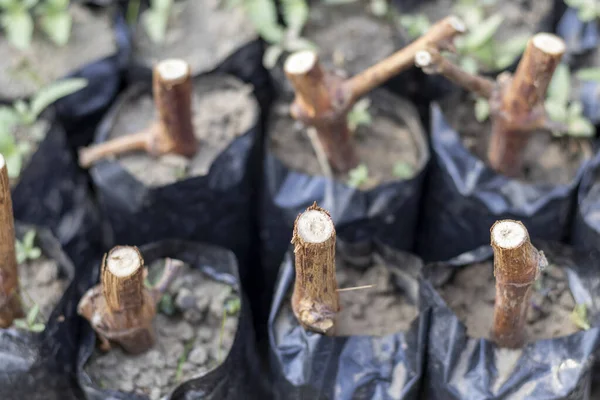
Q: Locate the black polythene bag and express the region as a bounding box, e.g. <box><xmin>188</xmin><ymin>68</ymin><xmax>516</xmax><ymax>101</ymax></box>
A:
<box><xmin>0</xmin><ymin>224</ymin><xmax>82</xmax><ymax>400</ymax></box>
<box><xmin>415</xmin><ymin>104</ymin><xmax>587</xmax><ymax>263</ymax></box>
<box><xmin>571</xmin><ymin>149</ymin><xmax>600</xmax><ymax>257</ymax></box>
<box><xmin>90</xmin><ymin>59</ymin><xmax>264</xmax><ymax>284</ymax></box>
<box><xmin>12</xmin><ymin>113</ymin><xmax>105</xmax><ymax>270</ymax></box>
<box><xmin>75</xmin><ymin>239</ymin><xmax>269</xmax><ymax>400</ymax></box>
<box><xmin>260</xmin><ymin>91</ymin><xmax>429</xmax><ymax>326</ymax></box>
<box><xmin>54</xmin><ymin>10</ymin><xmax>132</xmax><ymax>150</ymax></box>
<box><xmin>421</xmin><ymin>243</ymin><xmax>600</xmax><ymax>400</ymax></box>
<box><xmin>268</xmin><ymin>243</ymin><xmax>427</xmax><ymax>400</ymax></box>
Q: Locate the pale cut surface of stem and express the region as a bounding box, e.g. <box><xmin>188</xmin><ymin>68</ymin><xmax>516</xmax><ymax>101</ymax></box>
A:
<box><xmin>291</xmin><ymin>203</ymin><xmax>339</xmax><ymax>335</ymax></box>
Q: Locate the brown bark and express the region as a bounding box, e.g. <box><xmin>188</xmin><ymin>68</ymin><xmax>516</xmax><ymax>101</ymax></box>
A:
<box><xmin>284</xmin><ymin>16</ymin><xmax>466</xmax><ymax>174</ymax></box>
<box><xmin>0</xmin><ymin>155</ymin><xmax>22</xmax><ymax>328</ymax></box>
<box><xmin>78</xmin><ymin>59</ymin><xmax>197</xmax><ymax>168</ymax></box>
<box><xmin>348</xmin><ymin>15</ymin><xmax>466</xmax><ymax>101</ymax></box>
<box><xmin>490</xmin><ymin>220</ymin><xmax>543</xmax><ymax>348</ymax></box>
<box><xmin>291</xmin><ymin>202</ymin><xmax>339</xmax><ymax>335</ymax></box>
<box><xmin>414</xmin><ymin>33</ymin><xmax>566</xmax><ymax>178</ymax></box>
<box><xmin>488</xmin><ymin>34</ymin><xmax>566</xmax><ymax>176</ymax></box>
<box><xmin>414</xmin><ymin>47</ymin><xmax>494</xmax><ymax>99</ymax></box>
<box><xmin>78</xmin><ymin>247</ymin><xmax>182</xmax><ymax>354</ymax></box>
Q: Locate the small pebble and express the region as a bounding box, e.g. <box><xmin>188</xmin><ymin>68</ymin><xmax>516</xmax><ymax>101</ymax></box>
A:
<box><xmin>175</xmin><ymin>288</ymin><xmax>196</xmax><ymax>311</ymax></box>
<box><xmin>188</xmin><ymin>347</ymin><xmax>208</xmax><ymax>365</ymax></box>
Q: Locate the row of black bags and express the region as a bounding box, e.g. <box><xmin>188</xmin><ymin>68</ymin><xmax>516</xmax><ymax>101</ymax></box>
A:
<box><xmin>2</xmin><ymin>0</ymin><xmax>600</xmax><ymax>399</ymax></box>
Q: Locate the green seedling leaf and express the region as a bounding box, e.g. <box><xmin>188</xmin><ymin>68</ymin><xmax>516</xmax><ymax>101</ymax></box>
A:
<box><xmin>347</xmin><ymin>163</ymin><xmax>369</xmax><ymax>188</ymax></box>
<box><xmin>545</xmin><ymin>100</ymin><xmax>567</xmax><ymax>124</ymax></box>
<box><xmin>547</xmin><ymin>63</ymin><xmax>571</xmax><ymax>107</ymax></box>
<box><xmin>370</xmin><ymin>0</ymin><xmax>388</xmax><ymax>17</ymax></box>
<box><xmin>29</xmin><ymin>78</ymin><xmax>88</xmax><ymax>121</ymax></box>
<box><xmin>244</xmin><ymin>0</ymin><xmax>284</xmax><ymax>44</ymax></box>
<box><xmin>224</xmin><ymin>296</ymin><xmax>241</xmax><ymax>316</ymax></box>
<box><xmin>285</xmin><ymin>36</ymin><xmax>316</xmax><ymax>52</ymax></box>
<box><xmin>495</xmin><ymin>34</ymin><xmax>529</xmax><ymax>69</ymax></box>
<box><xmin>347</xmin><ymin>98</ymin><xmax>372</xmax><ymax>132</ymax></box>
<box><xmin>39</xmin><ymin>11</ymin><xmax>72</xmax><ymax>46</ymax></box>
<box><xmin>460</xmin><ymin>14</ymin><xmax>503</xmax><ymax>52</ymax></box>
<box><xmin>126</xmin><ymin>0</ymin><xmax>141</xmax><ymax>26</ymax></box>
<box><xmin>571</xmin><ymin>303</ymin><xmax>591</xmax><ymax>330</ymax></box>
<box><xmin>27</xmin><ymin>304</ymin><xmax>40</xmax><ymax>326</ymax></box>
<box><xmin>2</xmin><ymin>10</ymin><xmax>34</xmax><ymax>50</ymax></box>
<box><xmin>13</xmin><ymin>319</ymin><xmax>29</xmax><ymax>330</ymax></box>
<box><xmin>459</xmin><ymin>56</ymin><xmax>479</xmax><ymax>75</ymax></box>
<box><xmin>159</xmin><ymin>293</ymin><xmax>176</xmax><ymax>316</ymax></box>
<box><xmin>142</xmin><ymin>6</ymin><xmax>170</xmax><ymax>43</ymax></box>
<box><xmin>392</xmin><ymin>162</ymin><xmax>413</xmax><ymax>179</ymax></box>
<box><xmin>568</xmin><ymin>116</ymin><xmax>595</xmax><ymax>137</ymax></box>
<box><xmin>263</xmin><ymin>45</ymin><xmax>283</xmax><ymax>69</ymax></box>
<box><xmin>30</xmin><ymin>323</ymin><xmax>45</xmax><ymax>332</ymax></box>
<box><xmin>281</xmin><ymin>0</ymin><xmax>308</xmax><ymax>33</ymax></box>
<box><xmin>398</xmin><ymin>14</ymin><xmax>430</xmax><ymax>39</ymax></box>
<box><xmin>576</xmin><ymin>67</ymin><xmax>600</xmax><ymax>82</ymax></box>
<box><xmin>474</xmin><ymin>98</ymin><xmax>490</xmax><ymax>122</ymax></box>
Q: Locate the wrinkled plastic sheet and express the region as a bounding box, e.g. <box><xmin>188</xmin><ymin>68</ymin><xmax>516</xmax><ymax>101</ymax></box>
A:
<box><xmin>75</xmin><ymin>240</ymin><xmax>268</xmax><ymax>400</ymax></box>
<box><xmin>572</xmin><ymin>150</ymin><xmax>600</xmax><ymax>259</ymax></box>
<box><xmin>12</xmin><ymin>114</ymin><xmax>105</xmax><ymax>270</ymax></box>
<box><xmin>90</xmin><ymin>55</ymin><xmax>264</xmax><ymax>284</ymax></box>
<box><xmin>0</xmin><ymin>224</ymin><xmax>81</xmax><ymax>400</ymax></box>
<box><xmin>268</xmin><ymin>242</ymin><xmax>427</xmax><ymax>400</ymax></box>
<box><xmin>415</xmin><ymin>104</ymin><xmax>586</xmax><ymax>263</ymax></box>
<box><xmin>421</xmin><ymin>243</ymin><xmax>600</xmax><ymax>399</ymax></box>
<box><xmin>260</xmin><ymin>91</ymin><xmax>429</xmax><ymax>325</ymax></box>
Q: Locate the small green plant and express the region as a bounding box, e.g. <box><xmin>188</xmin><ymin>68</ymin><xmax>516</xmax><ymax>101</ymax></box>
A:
<box><xmin>237</xmin><ymin>0</ymin><xmax>314</xmax><ymax>68</ymax></box>
<box><xmin>393</xmin><ymin>162</ymin><xmax>413</xmax><ymax>179</ymax></box>
<box><xmin>544</xmin><ymin>63</ymin><xmax>595</xmax><ymax>138</ymax></box>
<box><xmin>452</xmin><ymin>0</ymin><xmax>529</xmax><ymax>74</ymax></box>
<box><xmin>15</xmin><ymin>230</ymin><xmax>42</xmax><ymax>264</ymax></box>
<box><xmin>0</xmin><ymin>77</ymin><xmax>87</xmax><ymax>179</ymax></box>
<box><xmin>347</xmin><ymin>163</ymin><xmax>369</xmax><ymax>188</ymax></box>
<box><xmin>158</xmin><ymin>293</ymin><xmax>175</xmax><ymax>315</ymax></box>
<box><xmin>347</xmin><ymin>98</ymin><xmax>372</xmax><ymax>132</ymax></box>
<box><xmin>397</xmin><ymin>13</ymin><xmax>430</xmax><ymax>39</ymax></box>
<box><xmin>14</xmin><ymin>304</ymin><xmax>45</xmax><ymax>332</ymax></box>
<box><xmin>174</xmin><ymin>338</ymin><xmax>195</xmax><ymax>381</ymax></box>
<box><xmin>141</xmin><ymin>0</ymin><xmax>172</xmax><ymax>44</ymax></box>
<box><xmin>576</xmin><ymin>67</ymin><xmax>600</xmax><ymax>82</ymax></box>
<box><xmin>0</xmin><ymin>0</ymin><xmax>73</xmax><ymax>50</ymax></box>
<box><xmin>565</xmin><ymin>0</ymin><xmax>600</xmax><ymax>22</ymax></box>
<box><xmin>571</xmin><ymin>303</ymin><xmax>591</xmax><ymax>330</ymax></box>
<box><xmin>217</xmin><ymin>294</ymin><xmax>241</xmax><ymax>362</ymax></box>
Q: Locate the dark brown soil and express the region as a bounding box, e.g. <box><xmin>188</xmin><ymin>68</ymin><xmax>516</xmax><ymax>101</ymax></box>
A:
<box><xmin>109</xmin><ymin>75</ymin><xmax>257</xmax><ymax>187</ymax></box>
<box><xmin>0</xmin><ymin>3</ymin><xmax>116</xmax><ymax>99</ymax></box>
<box><xmin>441</xmin><ymin>94</ymin><xmax>592</xmax><ymax>184</ymax></box>
<box><xmin>438</xmin><ymin>261</ymin><xmax>580</xmax><ymax>342</ymax></box>
<box><xmin>335</xmin><ymin>258</ymin><xmax>418</xmax><ymax>336</ymax></box>
<box><xmin>18</xmin><ymin>255</ymin><xmax>66</xmax><ymax>323</ymax></box>
<box><xmin>133</xmin><ymin>0</ymin><xmax>256</xmax><ymax>74</ymax></box>
<box><xmin>86</xmin><ymin>259</ymin><xmax>240</xmax><ymax>400</ymax></box>
<box><xmin>304</xmin><ymin>1</ymin><xmax>397</xmax><ymax>76</ymax></box>
<box><xmin>269</xmin><ymin>91</ymin><xmax>424</xmax><ymax>190</ymax></box>
<box><xmin>401</xmin><ymin>0</ymin><xmax>552</xmax><ymax>45</ymax></box>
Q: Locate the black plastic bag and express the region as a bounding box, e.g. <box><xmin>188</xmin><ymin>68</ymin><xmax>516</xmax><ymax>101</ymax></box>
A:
<box><xmin>268</xmin><ymin>242</ymin><xmax>427</xmax><ymax>400</ymax></box>
<box><xmin>0</xmin><ymin>224</ymin><xmax>82</xmax><ymax>400</ymax></box>
<box><xmin>415</xmin><ymin>105</ymin><xmax>587</xmax><ymax>263</ymax></box>
<box><xmin>75</xmin><ymin>239</ymin><xmax>269</xmax><ymax>400</ymax></box>
<box><xmin>12</xmin><ymin>114</ymin><xmax>105</xmax><ymax>269</ymax></box>
<box><xmin>421</xmin><ymin>243</ymin><xmax>600</xmax><ymax>399</ymax></box>
<box><xmin>89</xmin><ymin>45</ymin><xmax>267</xmax><ymax>285</ymax></box>
<box><xmin>572</xmin><ymin>150</ymin><xmax>600</xmax><ymax>257</ymax></box>
<box><xmin>260</xmin><ymin>91</ymin><xmax>429</xmax><ymax>324</ymax></box>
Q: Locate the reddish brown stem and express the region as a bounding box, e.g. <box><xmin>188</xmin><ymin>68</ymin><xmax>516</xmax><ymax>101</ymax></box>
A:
<box><xmin>415</xmin><ymin>33</ymin><xmax>566</xmax><ymax>177</ymax></box>
<box><xmin>0</xmin><ymin>155</ymin><xmax>22</xmax><ymax>328</ymax></box>
<box><xmin>284</xmin><ymin>16</ymin><xmax>466</xmax><ymax>174</ymax></box>
<box><xmin>415</xmin><ymin>47</ymin><xmax>494</xmax><ymax>99</ymax></box>
<box><xmin>78</xmin><ymin>59</ymin><xmax>197</xmax><ymax>168</ymax></box>
<box><xmin>291</xmin><ymin>202</ymin><xmax>339</xmax><ymax>335</ymax></box>
<box><xmin>489</xmin><ymin>34</ymin><xmax>566</xmax><ymax>176</ymax></box>
<box><xmin>77</xmin><ymin>246</ymin><xmax>182</xmax><ymax>354</ymax></box>
<box><xmin>490</xmin><ymin>220</ymin><xmax>543</xmax><ymax>348</ymax></box>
